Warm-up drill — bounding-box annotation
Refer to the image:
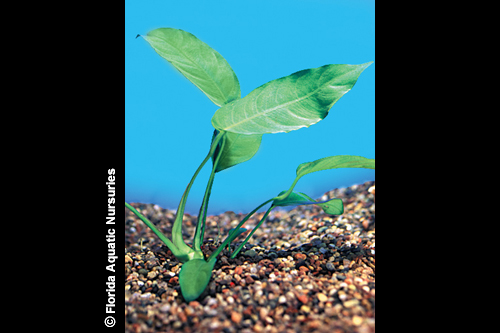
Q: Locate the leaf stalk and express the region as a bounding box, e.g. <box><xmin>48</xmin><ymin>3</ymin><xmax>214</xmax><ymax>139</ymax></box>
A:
<box><xmin>193</xmin><ymin>131</ymin><xmax>226</xmax><ymax>250</ymax></box>
<box><xmin>171</xmin><ymin>131</ymin><xmax>226</xmax><ymax>255</ymax></box>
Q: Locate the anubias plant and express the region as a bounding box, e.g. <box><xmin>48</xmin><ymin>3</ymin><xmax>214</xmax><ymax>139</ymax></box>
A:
<box><xmin>126</xmin><ymin>28</ymin><xmax>375</xmax><ymax>302</ymax></box>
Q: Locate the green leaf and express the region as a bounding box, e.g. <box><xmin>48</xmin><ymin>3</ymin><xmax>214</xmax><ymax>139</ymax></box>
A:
<box><xmin>272</xmin><ymin>191</ymin><xmax>314</xmax><ymax>207</ymax></box>
<box><xmin>211</xmin><ymin>130</ymin><xmax>262</xmax><ymax>172</ymax></box>
<box><xmin>142</xmin><ymin>28</ymin><xmax>240</xmax><ymax>106</ymax></box>
<box><xmin>211</xmin><ymin>63</ymin><xmax>372</xmax><ymax>134</ymax></box>
<box><xmin>275</xmin><ymin>155</ymin><xmax>374</xmax><ymax>210</ymax></box>
<box><xmin>179</xmin><ymin>258</ymin><xmax>217</xmax><ymax>302</ymax></box>
<box><xmin>272</xmin><ymin>191</ymin><xmax>344</xmax><ymax>215</ymax></box>
<box><xmin>298</xmin><ymin>192</ymin><xmax>344</xmax><ymax>215</ymax></box>
<box><xmin>296</xmin><ymin>155</ymin><xmax>375</xmax><ymax>179</ymax></box>
<box><xmin>317</xmin><ymin>199</ymin><xmax>343</xmax><ymax>215</ymax></box>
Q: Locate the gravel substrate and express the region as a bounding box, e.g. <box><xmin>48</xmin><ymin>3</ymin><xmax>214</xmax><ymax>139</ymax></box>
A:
<box><xmin>125</xmin><ymin>181</ymin><xmax>375</xmax><ymax>333</ymax></box>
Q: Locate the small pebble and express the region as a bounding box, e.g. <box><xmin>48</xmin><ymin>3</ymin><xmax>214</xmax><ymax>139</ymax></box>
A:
<box><xmin>297</xmin><ymin>294</ymin><xmax>308</xmax><ymax>303</ymax></box>
<box><xmin>353</xmin><ymin>315</ymin><xmax>364</xmax><ymax>326</ymax></box>
<box><xmin>326</xmin><ymin>262</ymin><xmax>335</xmax><ymax>271</ymax></box>
<box><xmin>159</xmin><ymin>304</ymin><xmax>170</xmax><ymax>313</ymax></box>
<box><xmin>317</xmin><ymin>226</ymin><xmax>328</xmax><ymax>233</ymax></box>
<box><xmin>231</xmin><ymin>311</ymin><xmax>242</xmax><ymax>324</ymax></box>
<box><xmin>243</xmin><ymin>249</ymin><xmax>257</xmax><ymax>257</ymax></box>
<box><xmin>300</xmin><ymin>305</ymin><xmax>311</xmax><ymax>313</ymax></box>
<box><xmin>294</xmin><ymin>253</ymin><xmax>307</xmax><ymax>260</ymax></box>
<box><xmin>343</xmin><ymin>299</ymin><xmax>359</xmax><ymax>308</ymax></box>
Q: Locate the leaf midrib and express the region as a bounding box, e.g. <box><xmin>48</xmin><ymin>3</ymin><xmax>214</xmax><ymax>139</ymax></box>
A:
<box><xmin>224</xmin><ymin>79</ymin><xmax>318</xmax><ymax>131</ymax></box>
<box><xmin>222</xmin><ymin>66</ymin><xmax>353</xmax><ymax>132</ymax></box>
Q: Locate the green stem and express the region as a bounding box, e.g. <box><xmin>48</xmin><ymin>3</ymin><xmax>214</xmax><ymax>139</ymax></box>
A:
<box><xmin>274</xmin><ymin>176</ymin><xmax>301</xmax><ymax>202</ymax></box>
<box><xmin>207</xmin><ymin>197</ymin><xmax>275</xmax><ymax>262</ymax></box>
<box><xmin>193</xmin><ymin>132</ymin><xmax>226</xmax><ymax>251</ymax></box>
<box><xmin>230</xmin><ymin>205</ymin><xmax>274</xmax><ymax>258</ymax></box>
<box><xmin>171</xmin><ymin>131</ymin><xmax>226</xmax><ymax>254</ymax></box>
<box><xmin>125</xmin><ymin>202</ymin><xmax>180</xmax><ymax>255</ymax></box>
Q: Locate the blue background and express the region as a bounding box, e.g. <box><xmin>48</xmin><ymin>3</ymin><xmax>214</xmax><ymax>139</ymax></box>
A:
<box><xmin>125</xmin><ymin>0</ymin><xmax>375</xmax><ymax>215</ymax></box>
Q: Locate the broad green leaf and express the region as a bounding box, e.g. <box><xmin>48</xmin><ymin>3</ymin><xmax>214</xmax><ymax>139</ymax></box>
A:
<box><xmin>211</xmin><ymin>130</ymin><xmax>262</xmax><ymax>172</ymax></box>
<box><xmin>211</xmin><ymin>63</ymin><xmax>372</xmax><ymax>134</ymax></box>
<box><xmin>272</xmin><ymin>191</ymin><xmax>344</xmax><ymax>215</ymax></box>
<box><xmin>142</xmin><ymin>28</ymin><xmax>240</xmax><ymax>106</ymax></box>
<box><xmin>296</xmin><ymin>155</ymin><xmax>375</xmax><ymax>179</ymax></box>
<box><xmin>179</xmin><ymin>258</ymin><xmax>217</xmax><ymax>302</ymax></box>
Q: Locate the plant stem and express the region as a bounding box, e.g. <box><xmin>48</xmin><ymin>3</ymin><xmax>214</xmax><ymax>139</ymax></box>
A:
<box><xmin>274</xmin><ymin>176</ymin><xmax>301</xmax><ymax>202</ymax></box>
<box><xmin>171</xmin><ymin>131</ymin><xmax>226</xmax><ymax>254</ymax></box>
<box><xmin>207</xmin><ymin>197</ymin><xmax>275</xmax><ymax>262</ymax></box>
<box><xmin>193</xmin><ymin>132</ymin><xmax>226</xmax><ymax>251</ymax></box>
<box><xmin>230</xmin><ymin>205</ymin><xmax>274</xmax><ymax>258</ymax></box>
<box><xmin>125</xmin><ymin>202</ymin><xmax>180</xmax><ymax>255</ymax></box>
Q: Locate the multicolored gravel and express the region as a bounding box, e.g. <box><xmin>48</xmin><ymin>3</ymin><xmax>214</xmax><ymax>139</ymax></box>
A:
<box><xmin>125</xmin><ymin>181</ymin><xmax>375</xmax><ymax>333</ymax></box>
